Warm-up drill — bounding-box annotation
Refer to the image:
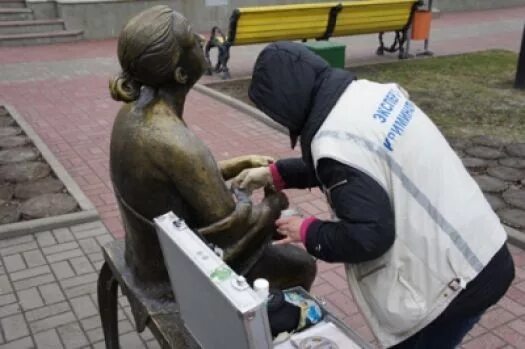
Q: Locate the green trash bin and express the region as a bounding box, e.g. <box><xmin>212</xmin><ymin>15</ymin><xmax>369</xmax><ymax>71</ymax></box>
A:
<box><xmin>304</xmin><ymin>41</ymin><xmax>346</xmax><ymax>69</ymax></box>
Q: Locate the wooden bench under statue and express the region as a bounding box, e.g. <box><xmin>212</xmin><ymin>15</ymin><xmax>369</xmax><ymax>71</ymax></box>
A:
<box><xmin>98</xmin><ymin>5</ymin><xmax>317</xmax><ymax>348</ymax></box>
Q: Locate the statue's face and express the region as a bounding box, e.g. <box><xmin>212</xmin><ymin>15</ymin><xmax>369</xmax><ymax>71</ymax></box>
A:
<box><xmin>187</xmin><ymin>33</ymin><xmax>207</xmax><ymax>81</ymax></box>
<box><xmin>172</xmin><ymin>30</ymin><xmax>207</xmax><ymax>88</ymax></box>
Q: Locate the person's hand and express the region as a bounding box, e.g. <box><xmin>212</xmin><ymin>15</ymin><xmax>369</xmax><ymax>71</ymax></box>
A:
<box><xmin>274</xmin><ymin>216</ymin><xmax>303</xmax><ymax>245</ymax></box>
<box><xmin>232</xmin><ymin>167</ymin><xmax>272</xmax><ymax>193</ymax></box>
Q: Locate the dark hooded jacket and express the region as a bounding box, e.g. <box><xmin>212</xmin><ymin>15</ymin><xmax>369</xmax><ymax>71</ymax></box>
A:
<box><xmin>249</xmin><ymin>42</ymin><xmax>514</xmax><ymax>341</ymax></box>
<box><xmin>250</xmin><ymin>41</ymin><xmax>396</xmax><ymax>263</ymax></box>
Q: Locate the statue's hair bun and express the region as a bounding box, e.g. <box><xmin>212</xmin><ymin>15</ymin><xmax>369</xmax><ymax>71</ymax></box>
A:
<box><xmin>109</xmin><ymin>73</ymin><xmax>140</xmax><ymax>102</ymax></box>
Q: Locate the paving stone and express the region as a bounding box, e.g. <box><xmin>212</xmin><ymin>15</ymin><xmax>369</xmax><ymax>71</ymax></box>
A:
<box><xmin>485</xmin><ymin>193</ymin><xmax>507</xmax><ymax>211</ymax></box>
<box><xmin>70</xmin><ymin>221</ymin><xmax>105</xmax><ymax>233</ymax></box>
<box><xmin>22</xmin><ymin>249</ymin><xmax>46</xmax><ymax>268</ymax></box>
<box><xmin>81</xmin><ymin>315</ymin><xmax>101</xmax><ymax>331</ymax></box>
<box><xmin>86</xmin><ymin>327</ymin><xmax>104</xmax><ymax>344</ymax></box>
<box><xmin>0</xmin><ymin>303</ymin><xmax>20</xmax><ymax>317</ymax></box>
<box><xmin>18</xmin><ymin>287</ymin><xmax>44</xmax><ymax>310</ymax></box>
<box><xmin>52</xmin><ymin>228</ymin><xmax>74</xmax><ymax>243</ymax></box>
<box><xmin>0</xmin><ymin>275</ymin><xmax>13</xmax><ymax>295</ymax></box>
<box><xmin>0</xmin><ymin>162</ymin><xmax>51</xmax><ymax>183</ymax></box>
<box><xmin>0</xmin><ymin>147</ymin><xmax>39</xmax><ymax>165</ymax></box>
<box><xmin>47</xmin><ymin>249</ymin><xmax>83</xmax><ymax>263</ymax></box>
<box><xmin>0</xmin><ymin>185</ymin><xmax>13</xmax><ymax>204</ymax></box>
<box><xmin>503</xmin><ymin>189</ymin><xmax>525</xmax><ymax>210</ymax></box>
<box><xmin>42</xmin><ymin>241</ymin><xmax>79</xmax><ymax>256</ymax></box>
<box><xmin>119</xmin><ymin>319</ymin><xmax>134</xmax><ymax>333</ymax></box>
<box><xmin>500</xmin><ymin>208</ymin><xmax>525</xmax><ymax>229</ymax></box>
<box><xmin>147</xmin><ymin>340</ymin><xmax>161</xmax><ymax>349</ymax></box>
<box><xmin>462</xmin><ymin>332</ymin><xmax>506</xmax><ymax>349</ymax></box>
<box><xmin>70</xmin><ymin>295</ymin><xmax>97</xmax><ymax>319</ymax></box>
<box><xmin>500</xmin><ymin>157</ymin><xmax>525</xmax><ymax>169</ymax></box>
<box><xmin>0</xmin><ymin>241</ymin><xmax>38</xmax><ymax>256</ymax></box>
<box><xmin>57</xmin><ymin>322</ymin><xmax>89</xmax><ymax>349</ymax></box>
<box><xmin>96</xmin><ymin>235</ymin><xmax>113</xmax><ymax>247</ymax></box>
<box><xmin>35</xmin><ymin>231</ymin><xmax>56</xmax><ymax>247</ymax></box>
<box><xmin>20</xmin><ymin>193</ymin><xmax>78</xmax><ymax>219</ymax></box>
<box><xmin>38</xmin><ymin>283</ymin><xmax>65</xmax><ymax>304</ymax></box>
<box><xmin>474</xmin><ymin>175</ymin><xmax>508</xmax><ymax>193</ymax></box>
<box><xmin>92</xmin><ymin>341</ymin><xmax>105</xmax><ymax>349</ymax></box>
<box><xmin>3</xmin><ymin>253</ymin><xmax>26</xmax><ymax>272</ymax></box>
<box><xmin>77</xmin><ymin>238</ymin><xmax>99</xmax><ymax>254</ymax></box>
<box><xmin>0</xmin><ymin>293</ymin><xmax>16</xmax><ymax>307</ymax></box>
<box><xmin>13</xmin><ymin>273</ymin><xmax>55</xmax><ymax>291</ymax></box>
<box><xmin>1</xmin><ymin>314</ymin><xmax>29</xmax><ymax>341</ymax></box>
<box><xmin>60</xmin><ymin>273</ymin><xmax>97</xmax><ymax>290</ymax></box>
<box><xmin>0</xmin><ymin>127</ymin><xmax>21</xmax><ymax>137</ymax></box>
<box><xmin>465</xmin><ymin>146</ymin><xmax>505</xmax><ymax>159</ymax></box>
<box><xmin>0</xmin><ymin>235</ymin><xmax>33</xmax><ymax>249</ymax></box>
<box><xmin>0</xmin><ymin>136</ymin><xmax>30</xmax><ymax>149</ymax></box>
<box><xmin>0</xmin><ymin>336</ymin><xmax>34</xmax><ymax>349</ymax></box>
<box><xmin>86</xmin><ymin>319</ymin><xmax>131</xmax><ymax>343</ymax></box>
<box><xmin>34</xmin><ymin>329</ymin><xmax>64</xmax><ymax>349</ymax></box>
<box><xmin>69</xmin><ymin>256</ymin><xmax>94</xmax><ymax>275</ymax></box>
<box><xmin>0</xmin><ymin>116</ymin><xmax>14</xmax><ymax>128</ymax></box>
<box><xmin>470</xmin><ymin>135</ymin><xmax>504</xmax><ymax>148</ymax></box>
<box><xmin>87</xmin><ymin>252</ymin><xmax>103</xmax><ymax>264</ymax></box>
<box><xmin>63</xmin><ymin>281</ymin><xmax>97</xmax><ymax>299</ymax></box>
<box><xmin>14</xmin><ymin>177</ymin><xmax>64</xmax><ymax>200</ymax></box>
<box><xmin>0</xmin><ymin>203</ymin><xmax>19</xmax><ymax>224</ymax></box>
<box><xmin>50</xmin><ymin>261</ymin><xmax>75</xmax><ymax>280</ymax></box>
<box><xmin>75</xmin><ymin>227</ymin><xmax>108</xmax><ymax>240</ymax></box>
<box><xmin>25</xmin><ymin>301</ymin><xmax>70</xmax><ymax>322</ymax></box>
<box><xmin>30</xmin><ymin>311</ymin><xmax>76</xmax><ymax>334</ymax></box>
<box><xmin>10</xmin><ymin>265</ymin><xmax>50</xmax><ymax>281</ymax></box>
<box><xmin>119</xmin><ymin>332</ymin><xmax>146</xmax><ymax>349</ymax></box>
<box><xmin>140</xmin><ymin>328</ymin><xmax>154</xmax><ymax>341</ymax></box>
<box><xmin>487</xmin><ymin>166</ymin><xmax>525</xmax><ymax>182</ymax></box>
<box><xmin>506</xmin><ymin>143</ymin><xmax>525</xmax><ymax>159</ymax></box>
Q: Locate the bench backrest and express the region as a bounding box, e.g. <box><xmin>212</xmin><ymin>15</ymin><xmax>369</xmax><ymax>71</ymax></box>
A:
<box><xmin>333</xmin><ymin>0</ymin><xmax>418</xmax><ymax>37</ymax></box>
<box><xmin>228</xmin><ymin>3</ymin><xmax>337</xmax><ymax>45</ymax></box>
<box><xmin>228</xmin><ymin>0</ymin><xmax>419</xmax><ymax>46</ymax></box>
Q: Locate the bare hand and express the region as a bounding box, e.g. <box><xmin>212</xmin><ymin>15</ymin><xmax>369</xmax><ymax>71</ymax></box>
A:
<box><xmin>274</xmin><ymin>216</ymin><xmax>303</xmax><ymax>245</ymax></box>
<box><xmin>232</xmin><ymin>167</ymin><xmax>272</xmax><ymax>193</ymax></box>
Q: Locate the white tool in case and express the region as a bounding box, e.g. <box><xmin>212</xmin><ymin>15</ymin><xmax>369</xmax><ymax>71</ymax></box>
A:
<box><xmin>155</xmin><ymin>212</ymin><xmax>372</xmax><ymax>349</ymax></box>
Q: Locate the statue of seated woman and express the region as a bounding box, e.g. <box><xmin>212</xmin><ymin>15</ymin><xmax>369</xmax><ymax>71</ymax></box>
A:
<box><xmin>108</xmin><ymin>6</ymin><xmax>316</xmax><ymax>300</ymax></box>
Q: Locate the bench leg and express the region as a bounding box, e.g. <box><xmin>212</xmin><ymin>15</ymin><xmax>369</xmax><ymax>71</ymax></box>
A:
<box><xmin>98</xmin><ymin>262</ymin><xmax>120</xmax><ymax>349</ymax></box>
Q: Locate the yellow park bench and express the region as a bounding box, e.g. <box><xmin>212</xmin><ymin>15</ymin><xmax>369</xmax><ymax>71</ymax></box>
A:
<box><xmin>205</xmin><ymin>0</ymin><xmax>422</xmax><ymax>78</ymax></box>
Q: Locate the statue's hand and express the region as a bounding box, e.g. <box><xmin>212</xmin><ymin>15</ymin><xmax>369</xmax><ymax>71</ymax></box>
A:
<box><xmin>248</xmin><ymin>155</ymin><xmax>274</xmax><ymax>168</ymax></box>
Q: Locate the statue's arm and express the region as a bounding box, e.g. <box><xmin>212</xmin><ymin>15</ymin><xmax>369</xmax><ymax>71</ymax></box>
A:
<box><xmin>218</xmin><ymin>155</ymin><xmax>274</xmax><ymax>180</ymax></box>
<box><xmin>154</xmin><ymin>129</ymin><xmax>250</xmax><ymax>230</ymax></box>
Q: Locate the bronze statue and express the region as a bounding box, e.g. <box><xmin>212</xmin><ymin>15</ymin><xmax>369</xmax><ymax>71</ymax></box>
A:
<box><xmin>108</xmin><ymin>6</ymin><xmax>316</xmax><ymax>299</ymax></box>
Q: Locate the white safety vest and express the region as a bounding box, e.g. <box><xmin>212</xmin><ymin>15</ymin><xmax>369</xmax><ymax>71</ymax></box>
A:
<box><xmin>311</xmin><ymin>80</ymin><xmax>506</xmax><ymax>348</ymax></box>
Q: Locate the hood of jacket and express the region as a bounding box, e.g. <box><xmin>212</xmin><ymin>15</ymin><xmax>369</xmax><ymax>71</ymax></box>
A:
<box><xmin>249</xmin><ymin>41</ymin><xmax>356</xmax><ymax>166</ymax></box>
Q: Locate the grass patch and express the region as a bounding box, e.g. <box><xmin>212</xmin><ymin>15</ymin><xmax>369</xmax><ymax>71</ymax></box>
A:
<box><xmin>207</xmin><ymin>50</ymin><xmax>524</xmax><ymax>141</ymax></box>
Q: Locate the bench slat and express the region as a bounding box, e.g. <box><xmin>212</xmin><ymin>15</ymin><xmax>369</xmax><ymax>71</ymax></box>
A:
<box><xmin>333</xmin><ymin>1</ymin><xmax>415</xmax><ymax>37</ymax></box>
<box><xmin>229</xmin><ymin>0</ymin><xmax>418</xmax><ymax>45</ymax></box>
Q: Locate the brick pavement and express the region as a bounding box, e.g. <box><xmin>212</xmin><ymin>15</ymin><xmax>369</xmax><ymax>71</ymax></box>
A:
<box><xmin>0</xmin><ymin>221</ymin><xmax>159</xmax><ymax>349</ymax></box>
<box><xmin>0</xmin><ymin>6</ymin><xmax>524</xmax><ymax>348</ymax></box>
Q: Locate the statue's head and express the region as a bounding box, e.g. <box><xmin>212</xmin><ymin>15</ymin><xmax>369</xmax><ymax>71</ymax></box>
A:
<box><xmin>110</xmin><ymin>6</ymin><xmax>206</xmax><ymax>102</ymax></box>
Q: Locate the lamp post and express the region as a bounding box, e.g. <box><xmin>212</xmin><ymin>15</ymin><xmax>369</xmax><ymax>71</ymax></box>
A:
<box><xmin>515</xmin><ymin>24</ymin><xmax>525</xmax><ymax>89</ymax></box>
